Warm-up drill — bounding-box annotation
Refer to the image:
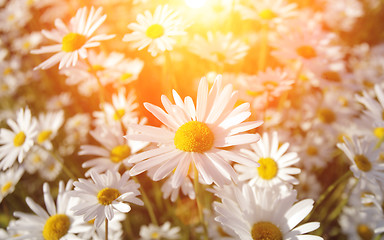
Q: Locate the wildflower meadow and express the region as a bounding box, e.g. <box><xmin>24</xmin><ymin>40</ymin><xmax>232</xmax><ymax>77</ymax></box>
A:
<box><xmin>1</xmin><ymin>0</ymin><xmax>384</xmax><ymax>239</ymax></box>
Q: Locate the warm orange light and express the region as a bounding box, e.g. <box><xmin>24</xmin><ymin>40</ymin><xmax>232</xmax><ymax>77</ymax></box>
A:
<box><xmin>185</xmin><ymin>0</ymin><xmax>206</xmax><ymax>9</ymax></box>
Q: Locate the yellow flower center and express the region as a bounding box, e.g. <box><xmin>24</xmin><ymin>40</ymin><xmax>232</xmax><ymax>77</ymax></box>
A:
<box><xmin>262</xmin><ymin>81</ymin><xmax>279</xmax><ymax>91</ymax></box>
<box><xmin>110</xmin><ymin>145</ymin><xmax>131</xmax><ymax>163</ymax></box>
<box><xmin>150</xmin><ymin>232</ymin><xmax>160</xmax><ymax>239</ymax></box>
<box><xmin>37</xmin><ymin>130</ymin><xmax>53</xmax><ymax>144</ymax></box>
<box><xmin>246</xmin><ymin>90</ymin><xmax>263</xmax><ymax>97</ymax></box>
<box><xmin>259</xmin><ymin>9</ymin><xmax>277</xmax><ymax>20</ymax></box>
<box><xmin>97</xmin><ymin>188</ymin><xmax>121</xmax><ymax>205</ymax></box>
<box><xmin>373</xmin><ymin>127</ymin><xmax>384</xmax><ymax>140</ymax></box>
<box><xmin>296</xmin><ymin>45</ymin><xmax>317</xmax><ymax>59</ymax></box>
<box><xmin>13</xmin><ymin>131</ymin><xmax>26</xmax><ymax>147</ymax></box>
<box><xmin>354</xmin><ymin>154</ymin><xmax>372</xmax><ymax>172</ymax></box>
<box><xmin>317</xmin><ymin>108</ymin><xmax>336</xmax><ymax>124</ymax></box>
<box><xmin>120</xmin><ymin>73</ymin><xmax>133</xmax><ymax>82</ymax></box>
<box><xmin>33</xmin><ymin>154</ymin><xmax>42</xmax><ymax>164</ymax></box>
<box><xmin>62</xmin><ymin>33</ymin><xmax>87</xmax><ymax>52</ymax></box>
<box><xmin>1</xmin><ymin>181</ymin><xmax>13</xmax><ymax>194</ymax></box>
<box><xmin>146</xmin><ymin>24</ymin><xmax>165</xmax><ymax>39</ymax></box>
<box><xmin>257</xmin><ymin>157</ymin><xmax>278</xmax><ymax>180</ymax></box>
<box><xmin>356</xmin><ymin>224</ymin><xmax>374</xmax><ymax>240</ymax></box>
<box><xmin>113</xmin><ymin>109</ymin><xmax>125</xmax><ymax>120</ymax></box>
<box><xmin>212</xmin><ymin>52</ymin><xmax>227</xmax><ymax>62</ymax></box>
<box><xmin>22</xmin><ymin>41</ymin><xmax>31</xmax><ymax>50</ymax></box>
<box><xmin>251</xmin><ymin>221</ymin><xmax>282</xmax><ymax>240</ymax></box>
<box><xmin>174</xmin><ymin>121</ymin><xmax>214</xmax><ymax>153</ymax></box>
<box><xmin>1</xmin><ymin>84</ymin><xmax>9</xmax><ymax>91</ymax></box>
<box><xmin>322</xmin><ymin>71</ymin><xmax>341</xmax><ymax>82</ymax></box>
<box><xmin>3</xmin><ymin>67</ymin><xmax>12</xmax><ymax>76</ymax></box>
<box><xmin>88</xmin><ymin>64</ymin><xmax>105</xmax><ymax>74</ymax></box>
<box><xmin>7</xmin><ymin>14</ymin><xmax>15</xmax><ymax>22</ymax></box>
<box><xmin>306</xmin><ymin>145</ymin><xmax>318</xmax><ymax>156</ymax></box>
<box><xmin>42</xmin><ymin>214</ymin><xmax>70</xmax><ymax>240</ymax></box>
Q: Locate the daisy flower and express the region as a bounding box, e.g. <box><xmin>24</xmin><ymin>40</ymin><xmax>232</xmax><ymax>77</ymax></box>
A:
<box><xmin>355</xmin><ymin>84</ymin><xmax>384</xmax><ymax>124</ymax></box>
<box><xmin>80</xmin><ymin>124</ymin><xmax>149</xmax><ymax>177</ymax></box>
<box><xmin>0</xmin><ymin>107</ymin><xmax>38</xmax><ymax>170</ymax></box>
<box><xmin>71</xmin><ymin>170</ymin><xmax>144</xmax><ymax>228</ymax></box>
<box><xmin>214</xmin><ymin>184</ymin><xmax>322</xmax><ymax>240</ymax></box>
<box><xmin>31</xmin><ymin>6</ymin><xmax>115</xmax><ymax>70</ymax></box>
<box><xmin>126</xmin><ymin>76</ymin><xmax>262</xmax><ymax>188</ymax></box>
<box><xmin>0</xmin><ymin>165</ymin><xmax>24</xmax><ymax>203</ymax></box>
<box><xmin>322</xmin><ymin>0</ymin><xmax>364</xmax><ymax>32</ymax></box>
<box><xmin>11</xmin><ymin>32</ymin><xmax>43</xmax><ymax>55</ymax></box>
<box><xmin>9</xmin><ymin>180</ymin><xmax>85</xmax><ymax>240</ymax></box>
<box><xmin>339</xmin><ymin>206</ymin><xmax>384</xmax><ymax>240</ymax></box>
<box><xmin>46</xmin><ymin>92</ymin><xmax>72</xmax><ymax>111</ymax></box>
<box><xmin>160</xmin><ymin>174</ymin><xmax>195</xmax><ymax>202</ymax></box>
<box><xmin>60</xmin><ymin>51</ymin><xmax>144</xmax><ymax>95</ymax></box>
<box><xmin>189</xmin><ymin>32</ymin><xmax>249</xmax><ymax>65</ymax></box>
<box><xmin>237</xmin><ymin>0</ymin><xmax>297</xmax><ymax>26</ymax></box>
<box><xmin>337</xmin><ymin>136</ymin><xmax>384</xmax><ymax>185</ymax></box>
<box><xmin>238</xmin><ymin>67</ymin><xmax>294</xmax><ymax>106</ymax></box>
<box><xmin>234</xmin><ymin>131</ymin><xmax>301</xmax><ymax>188</ymax></box>
<box><xmin>35</xmin><ymin>110</ymin><xmax>64</xmax><ymax>150</ymax></box>
<box><xmin>93</xmin><ymin>89</ymin><xmax>139</xmax><ymax>129</ymax></box>
<box><xmin>123</xmin><ymin>5</ymin><xmax>186</xmax><ymax>56</ymax></box>
<box><xmin>139</xmin><ymin>221</ymin><xmax>180</xmax><ymax>240</ymax></box>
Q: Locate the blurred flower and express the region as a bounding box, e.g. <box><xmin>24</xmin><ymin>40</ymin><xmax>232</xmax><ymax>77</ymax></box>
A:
<box><xmin>214</xmin><ymin>184</ymin><xmax>322</xmax><ymax>240</ymax></box>
<box><xmin>237</xmin><ymin>0</ymin><xmax>297</xmax><ymax>26</ymax></box>
<box><xmin>322</xmin><ymin>0</ymin><xmax>363</xmax><ymax>32</ymax></box>
<box><xmin>127</xmin><ymin>76</ymin><xmax>262</xmax><ymax>187</ymax></box>
<box><xmin>71</xmin><ymin>170</ymin><xmax>143</xmax><ymax>228</ymax></box>
<box><xmin>31</xmin><ymin>6</ymin><xmax>115</xmax><ymax>70</ymax></box>
<box><xmin>11</xmin><ymin>32</ymin><xmax>43</xmax><ymax>55</ymax></box>
<box><xmin>0</xmin><ymin>165</ymin><xmax>24</xmax><ymax>203</ymax></box>
<box><xmin>189</xmin><ymin>32</ymin><xmax>249</xmax><ymax>65</ymax></box>
<box><xmin>337</xmin><ymin>136</ymin><xmax>384</xmax><ymax>185</ymax></box>
<box><xmin>123</xmin><ymin>5</ymin><xmax>186</xmax><ymax>56</ymax></box>
<box><xmin>0</xmin><ymin>107</ymin><xmax>37</xmax><ymax>170</ymax></box>
<box><xmin>60</xmin><ymin>51</ymin><xmax>144</xmax><ymax>96</ymax></box>
<box><xmin>234</xmin><ymin>131</ymin><xmax>301</xmax><ymax>188</ymax></box>
<box><xmin>35</xmin><ymin>110</ymin><xmax>64</xmax><ymax>150</ymax></box>
<box><xmin>46</xmin><ymin>92</ymin><xmax>72</xmax><ymax>111</ymax></box>
<box><xmin>0</xmin><ymin>0</ymin><xmax>32</xmax><ymax>32</ymax></box>
<box><xmin>77</xmin><ymin>212</ymin><xmax>125</xmax><ymax>240</ymax></box>
<box><xmin>9</xmin><ymin>181</ymin><xmax>85</xmax><ymax>239</ymax></box>
<box><xmin>93</xmin><ymin>89</ymin><xmax>139</xmax><ymax>129</ymax></box>
<box><xmin>80</xmin><ymin>124</ymin><xmax>149</xmax><ymax>176</ymax></box>
<box><xmin>160</xmin><ymin>174</ymin><xmax>195</xmax><ymax>202</ymax></box>
<box><xmin>339</xmin><ymin>206</ymin><xmax>384</xmax><ymax>240</ymax></box>
<box><xmin>139</xmin><ymin>221</ymin><xmax>180</xmax><ymax>240</ymax></box>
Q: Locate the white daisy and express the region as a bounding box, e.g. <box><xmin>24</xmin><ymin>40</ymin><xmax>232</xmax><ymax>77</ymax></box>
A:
<box><xmin>237</xmin><ymin>0</ymin><xmax>298</xmax><ymax>26</ymax></box>
<box><xmin>0</xmin><ymin>107</ymin><xmax>38</xmax><ymax>170</ymax></box>
<box><xmin>322</xmin><ymin>0</ymin><xmax>364</xmax><ymax>32</ymax></box>
<box><xmin>139</xmin><ymin>221</ymin><xmax>180</xmax><ymax>240</ymax></box>
<box><xmin>160</xmin><ymin>174</ymin><xmax>195</xmax><ymax>202</ymax></box>
<box><xmin>9</xmin><ymin>180</ymin><xmax>85</xmax><ymax>240</ymax></box>
<box><xmin>31</xmin><ymin>6</ymin><xmax>115</xmax><ymax>70</ymax></box>
<box><xmin>355</xmin><ymin>84</ymin><xmax>384</xmax><ymax>124</ymax></box>
<box><xmin>35</xmin><ymin>110</ymin><xmax>64</xmax><ymax>150</ymax></box>
<box><xmin>123</xmin><ymin>5</ymin><xmax>186</xmax><ymax>56</ymax></box>
<box><xmin>38</xmin><ymin>155</ymin><xmax>62</xmax><ymax>181</ymax></box>
<box><xmin>234</xmin><ymin>131</ymin><xmax>301</xmax><ymax>188</ymax></box>
<box><xmin>80</xmin><ymin>124</ymin><xmax>149</xmax><ymax>177</ymax></box>
<box><xmin>0</xmin><ymin>165</ymin><xmax>24</xmax><ymax>203</ymax></box>
<box><xmin>339</xmin><ymin>206</ymin><xmax>384</xmax><ymax>240</ymax></box>
<box><xmin>46</xmin><ymin>92</ymin><xmax>72</xmax><ymax>111</ymax></box>
<box><xmin>93</xmin><ymin>89</ymin><xmax>139</xmax><ymax>129</ymax></box>
<box><xmin>189</xmin><ymin>32</ymin><xmax>249</xmax><ymax>65</ymax></box>
<box><xmin>71</xmin><ymin>170</ymin><xmax>144</xmax><ymax>228</ymax></box>
<box><xmin>337</xmin><ymin>135</ymin><xmax>384</xmax><ymax>185</ymax></box>
<box><xmin>214</xmin><ymin>184</ymin><xmax>322</xmax><ymax>240</ymax></box>
<box><xmin>126</xmin><ymin>75</ymin><xmax>262</xmax><ymax>188</ymax></box>
<box><xmin>11</xmin><ymin>32</ymin><xmax>43</xmax><ymax>55</ymax></box>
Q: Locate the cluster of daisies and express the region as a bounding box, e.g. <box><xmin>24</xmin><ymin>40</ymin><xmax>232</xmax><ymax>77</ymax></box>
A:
<box><xmin>1</xmin><ymin>0</ymin><xmax>384</xmax><ymax>239</ymax></box>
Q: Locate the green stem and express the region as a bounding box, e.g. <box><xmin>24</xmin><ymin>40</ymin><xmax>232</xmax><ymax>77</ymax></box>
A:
<box><xmin>193</xmin><ymin>164</ymin><xmax>208</xmax><ymax>240</ymax></box>
<box><xmin>306</xmin><ymin>170</ymin><xmax>353</xmax><ymax>221</ymax></box>
<box><xmin>105</xmin><ymin>218</ymin><xmax>108</xmax><ymax>240</ymax></box>
<box><xmin>132</xmin><ymin>176</ymin><xmax>158</xmax><ymax>226</ymax></box>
